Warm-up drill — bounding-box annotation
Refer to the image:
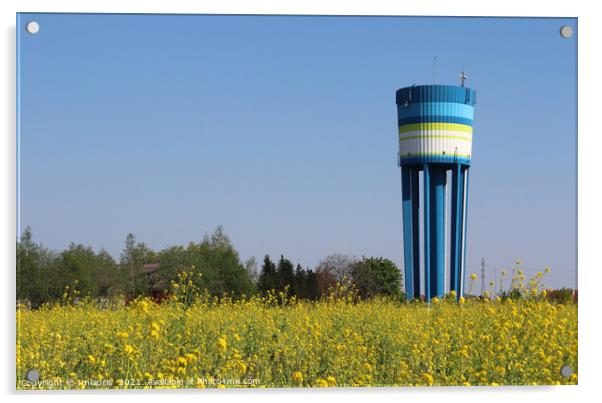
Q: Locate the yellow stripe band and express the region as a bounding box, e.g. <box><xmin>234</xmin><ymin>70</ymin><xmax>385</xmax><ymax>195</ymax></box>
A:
<box><xmin>399</xmin><ymin>152</ymin><xmax>472</xmax><ymax>158</ymax></box>
<box><xmin>398</xmin><ymin>122</ymin><xmax>473</xmax><ymax>134</ymax></box>
<box><xmin>399</xmin><ymin>134</ymin><xmax>473</xmax><ymax>142</ymax></box>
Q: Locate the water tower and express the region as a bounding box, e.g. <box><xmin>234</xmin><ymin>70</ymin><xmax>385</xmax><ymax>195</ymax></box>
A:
<box><xmin>395</xmin><ymin>80</ymin><xmax>476</xmax><ymax>300</ymax></box>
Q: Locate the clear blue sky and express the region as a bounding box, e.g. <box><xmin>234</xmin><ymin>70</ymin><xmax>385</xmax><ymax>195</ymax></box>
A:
<box><xmin>17</xmin><ymin>14</ymin><xmax>577</xmax><ymax>290</ymax></box>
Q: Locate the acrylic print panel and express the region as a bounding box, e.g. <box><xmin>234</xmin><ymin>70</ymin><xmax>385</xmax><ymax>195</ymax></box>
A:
<box><xmin>16</xmin><ymin>13</ymin><xmax>577</xmax><ymax>389</ymax></box>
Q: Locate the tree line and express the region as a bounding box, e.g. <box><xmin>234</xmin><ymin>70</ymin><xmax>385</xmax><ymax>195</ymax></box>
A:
<box><xmin>16</xmin><ymin>226</ymin><xmax>403</xmax><ymax>307</ymax></box>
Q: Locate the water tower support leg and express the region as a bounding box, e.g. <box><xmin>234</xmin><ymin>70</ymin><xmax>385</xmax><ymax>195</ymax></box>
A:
<box><xmin>411</xmin><ymin>168</ymin><xmax>421</xmax><ymax>299</ymax></box>
<box><xmin>450</xmin><ymin>164</ymin><xmax>465</xmax><ymax>297</ymax></box>
<box><xmin>429</xmin><ymin>167</ymin><xmax>447</xmax><ymax>298</ymax></box>
<box><xmin>423</xmin><ymin>163</ymin><xmax>431</xmax><ymax>301</ymax></box>
<box><xmin>401</xmin><ymin>166</ymin><xmax>414</xmax><ymax>299</ymax></box>
<box><xmin>460</xmin><ymin>167</ymin><xmax>471</xmax><ymax>297</ymax></box>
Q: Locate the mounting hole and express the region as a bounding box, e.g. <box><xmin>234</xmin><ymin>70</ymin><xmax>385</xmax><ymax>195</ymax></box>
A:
<box><xmin>26</xmin><ymin>21</ymin><xmax>40</xmax><ymax>34</ymax></box>
<box><xmin>25</xmin><ymin>368</ymin><xmax>40</xmax><ymax>382</ymax></box>
<box><xmin>560</xmin><ymin>365</ymin><xmax>573</xmax><ymax>378</ymax></box>
<box><xmin>559</xmin><ymin>25</ymin><xmax>573</xmax><ymax>38</ymax></box>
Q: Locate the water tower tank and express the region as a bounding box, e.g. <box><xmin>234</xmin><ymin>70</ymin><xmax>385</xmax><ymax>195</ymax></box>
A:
<box><xmin>395</xmin><ymin>84</ymin><xmax>476</xmax><ymax>300</ymax></box>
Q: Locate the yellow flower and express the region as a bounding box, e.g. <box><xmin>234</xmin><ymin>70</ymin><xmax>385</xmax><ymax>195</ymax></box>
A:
<box><xmin>116</xmin><ymin>331</ymin><xmax>129</xmax><ymax>339</ymax></box>
<box><xmin>87</xmin><ymin>355</ymin><xmax>96</xmax><ymax>364</ymax></box>
<box><xmin>470</xmin><ymin>274</ymin><xmax>478</xmax><ymax>281</ymax></box>
<box><xmin>124</xmin><ymin>344</ymin><xmax>135</xmax><ymax>355</ymax></box>
<box><xmin>326</xmin><ymin>375</ymin><xmax>336</xmax><ymax>386</ymax></box>
<box><xmin>315</xmin><ymin>378</ymin><xmax>328</xmax><ymax>387</ymax></box>
<box><xmin>217</xmin><ymin>337</ymin><xmax>227</xmax><ymax>353</ymax></box>
<box><xmin>139</xmin><ymin>301</ymin><xmax>149</xmax><ymax>313</ymax></box>
<box><xmin>292</xmin><ymin>371</ymin><xmax>303</xmax><ymax>383</ymax></box>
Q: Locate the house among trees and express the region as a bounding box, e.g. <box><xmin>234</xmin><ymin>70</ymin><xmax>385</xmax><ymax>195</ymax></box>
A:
<box><xmin>141</xmin><ymin>263</ymin><xmax>160</xmax><ymax>274</ymax></box>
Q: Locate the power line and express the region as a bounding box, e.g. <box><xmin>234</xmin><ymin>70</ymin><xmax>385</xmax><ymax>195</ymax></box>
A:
<box><xmin>474</xmin><ymin>262</ymin><xmax>549</xmax><ymax>270</ymax></box>
<box><xmin>481</xmin><ymin>257</ymin><xmax>486</xmax><ymax>295</ymax></box>
<box><xmin>468</xmin><ymin>262</ymin><xmax>560</xmax><ymax>273</ymax></box>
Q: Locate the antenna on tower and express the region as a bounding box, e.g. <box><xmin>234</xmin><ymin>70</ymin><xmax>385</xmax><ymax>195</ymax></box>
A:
<box><xmin>460</xmin><ymin>71</ymin><xmax>468</xmax><ymax>87</ymax></box>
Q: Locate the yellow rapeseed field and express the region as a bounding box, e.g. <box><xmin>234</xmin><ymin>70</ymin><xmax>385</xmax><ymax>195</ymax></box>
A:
<box><xmin>16</xmin><ymin>273</ymin><xmax>577</xmax><ymax>389</ymax></box>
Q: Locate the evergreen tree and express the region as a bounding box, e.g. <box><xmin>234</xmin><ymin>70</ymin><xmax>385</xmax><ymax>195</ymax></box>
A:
<box><xmin>257</xmin><ymin>255</ymin><xmax>277</xmax><ymax>293</ymax></box>
<box><xmin>293</xmin><ymin>264</ymin><xmax>305</xmax><ymax>297</ymax></box>
<box><xmin>276</xmin><ymin>255</ymin><xmax>295</xmax><ymax>293</ymax></box>
<box><xmin>304</xmin><ymin>269</ymin><xmax>320</xmax><ymax>300</ymax></box>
